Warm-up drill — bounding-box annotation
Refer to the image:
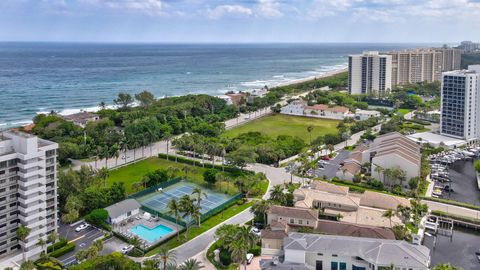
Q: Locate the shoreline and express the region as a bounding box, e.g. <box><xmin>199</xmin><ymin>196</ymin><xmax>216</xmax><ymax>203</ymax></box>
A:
<box><xmin>0</xmin><ymin>67</ymin><xmax>348</xmax><ymax>130</ymax></box>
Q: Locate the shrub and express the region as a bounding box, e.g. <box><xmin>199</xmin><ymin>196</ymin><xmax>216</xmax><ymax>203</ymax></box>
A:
<box><xmin>248</xmin><ymin>245</ymin><xmax>261</xmax><ymax>256</ymax></box>
<box><xmin>128</xmin><ymin>248</ymin><xmax>144</xmax><ymax>257</ymax></box>
<box><xmin>203</xmin><ymin>169</ymin><xmax>218</xmax><ymax>186</ymax></box>
<box><xmin>219</xmin><ymin>249</ymin><xmax>232</xmax><ymax>266</ymax></box>
<box><xmin>49</xmin><ymin>243</ymin><xmax>76</xmax><ymax>258</ymax></box>
<box><xmin>85</xmin><ymin>209</ymin><xmax>110</xmax><ymax>230</ymax></box>
<box><xmin>47</xmin><ymin>237</ymin><xmax>68</xmax><ymax>253</ymax></box>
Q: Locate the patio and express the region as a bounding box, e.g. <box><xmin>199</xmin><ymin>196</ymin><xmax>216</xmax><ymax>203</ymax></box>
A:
<box><xmin>112</xmin><ymin>210</ymin><xmax>180</xmax><ymax>249</ymax></box>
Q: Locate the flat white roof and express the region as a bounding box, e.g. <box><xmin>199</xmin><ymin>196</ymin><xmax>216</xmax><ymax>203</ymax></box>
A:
<box><xmin>407</xmin><ymin>132</ymin><xmax>467</xmax><ymax>147</ymax></box>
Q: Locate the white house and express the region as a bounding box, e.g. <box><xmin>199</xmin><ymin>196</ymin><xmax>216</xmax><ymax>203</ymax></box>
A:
<box><xmin>280</xmin><ymin>100</ymin><xmax>353</xmax><ymax>120</ymax></box>
<box><xmin>260</xmin><ymin>233</ymin><xmax>430</xmax><ymax>270</ymax></box>
<box><xmin>354</xmin><ymin>109</ymin><xmax>381</xmax><ymax>121</ymax></box>
<box><xmin>105</xmin><ymin>199</ymin><xmax>141</xmax><ymax>224</ymax></box>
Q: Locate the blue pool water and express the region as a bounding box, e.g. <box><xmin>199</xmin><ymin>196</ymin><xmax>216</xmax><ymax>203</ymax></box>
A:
<box><xmin>130</xmin><ymin>224</ymin><xmax>173</xmax><ymax>243</ymax></box>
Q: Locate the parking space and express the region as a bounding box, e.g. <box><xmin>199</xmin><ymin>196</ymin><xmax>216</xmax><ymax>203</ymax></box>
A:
<box><xmin>313</xmin><ymin>150</ymin><xmax>350</xmax><ymax>179</ymax></box>
<box><xmin>57</xmin><ymin>222</ymin><xmax>104</xmax><ymax>266</ymax></box>
<box><xmin>101</xmin><ymin>237</ymin><xmax>127</xmax><ymax>256</ymax></box>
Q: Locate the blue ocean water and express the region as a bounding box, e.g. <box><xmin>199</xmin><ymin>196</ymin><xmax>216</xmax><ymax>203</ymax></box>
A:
<box><xmin>0</xmin><ymin>43</ymin><xmax>424</xmax><ymax>128</ymax></box>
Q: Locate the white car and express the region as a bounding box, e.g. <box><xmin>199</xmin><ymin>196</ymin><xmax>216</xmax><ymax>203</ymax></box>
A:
<box><xmin>75</xmin><ymin>223</ymin><xmax>89</xmax><ymax>232</ymax></box>
<box><xmin>246</xmin><ymin>253</ymin><xmax>254</xmax><ymax>264</ymax></box>
<box><xmin>122</xmin><ymin>245</ymin><xmax>134</xmax><ymax>254</ymax></box>
<box><xmin>250</xmin><ymin>227</ymin><xmax>261</xmax><ymax>236</ymax></box>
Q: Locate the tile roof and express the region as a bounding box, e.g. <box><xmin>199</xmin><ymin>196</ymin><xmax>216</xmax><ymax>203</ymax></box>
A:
<box><xmin>268</xmin><ymin>205</ymin><xmax>317</xmax><ymax>220</ymax></box>
<box><xmin>310</xmin><ymin>181</ymin><xmax>349</xmax><ymax>195</ymax></box>
<box><xmin>284</xmin><ymin>233</ymin><xmax>430</xmax><ymax>269</ymax></box>
<box><xmin>360</xmin><ymin>191</ymin><xmax>411</xmax><ymax>210</ymax></box>
<box><xmin>304</xmin><ymin>104</ymin><xmax>350</xmax><ymax>113</ymax></box>
<box><xmin>261</xmin><ymin>229</ymin><xmax>288</xmax><ymax>240</ymax></box>
<box><xmin>315</xmin><ymin>219</ymin><xmax>396</xmax><ymax>239</ymax></box>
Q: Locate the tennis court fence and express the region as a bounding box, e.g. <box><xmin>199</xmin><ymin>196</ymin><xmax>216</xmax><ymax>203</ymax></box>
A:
<box><xmin>128</xmin><ymin>177</ymin><xmax>183</xmax><ymax>200</ymax></box>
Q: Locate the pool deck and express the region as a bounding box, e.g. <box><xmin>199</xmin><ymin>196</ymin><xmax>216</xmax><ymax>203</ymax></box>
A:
<box><xmin>113</xmin><ymin>211</ymin><xmax>181</xmax><ymax>249</ymax></box>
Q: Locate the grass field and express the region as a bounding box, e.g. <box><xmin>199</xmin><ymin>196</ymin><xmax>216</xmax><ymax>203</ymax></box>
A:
<box><xmin>397</xmin><ymin>108</ymin><xmax>412</xmax><ymax>116</ymax></box>
<box><xmin>107</xmin><ymin>157</ymin><xmax>208</xmax><ymax>194</ymax></box>
<box><xmin>222</xmin><ymin>114</ymin><xmax>340</xmax><ymax>142</ymax></box>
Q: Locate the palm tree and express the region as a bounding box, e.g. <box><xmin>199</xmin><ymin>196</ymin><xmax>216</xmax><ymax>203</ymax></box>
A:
<box><xmin>111</xmin><ymin>143</ymin><xmax>120</xmax><ymax>167</ymax></box>
<box><xmin>250</xmin><ymin>200</ymin><xmax>271</xmax><ymax>227</ymax></box>
<box><xmin>36</xmin><ymin>238</ymin><xmax>47</xmax><ymax>256</ymax></box>
<box><xmin>229</xmin><ymin>226</ymin><xmax>257</xmax><ymax>270</ymax></box>
<box><xmin>269</xmin><ymin>185</ymin><xmax>284</xmax><ymax>203</ymax></box>
<box><xmin>16</xmin><ymin>225</ymin><xmax>31</xmax><ymax>262</ymax></box>
<box><xmin>190</xmin><ymin>205</ymin><xmax>201</xmax><ymax>228</ymax></box>
<box><xmin>97</xmin><ymin>167</ymin><xmax>110</xmax><ymax>188</ymax></box>
<box><xmin>180</xmin><ymin>258</ymin><xmax>204</xmax><ymax>270</ymax></box>
<box><xmin>75</xmin><ymin>249</ymin><xmax>88</xmax><ymax>262</ymax></box>
<box><xmin>158</xmin><ymin>248</ymin><xmax>177</xmax><ymax>270</ymax></box>
<box><xmin>191</xmin><ymin>187</ymin><xmax>207</xmax><ymax>226</ymax></box>
<box><xmin>99</xmin><ymin>101</ymin><xmax>107</xmax><ymax>110</ymax></box>
<box><xmin>19</xmin><ymin>261</ymin><xmax>35</xmax><ymax>270</ymax></box>
<box><xmin>179</xmin><ymin>195</ymin><xmax>195</xmax><ymax>240</ymax></box>
<box><xmin>92</xmin><ymin>239</ymin><xmax>103</xmax><ymax>252</ymax></box>
<box><xmin>165</xmin><ymin>132</ymin><xmax>172</xmax><ymax>161</ymax></box>
<box><xmin>167</xmin><ymin>199</ymin><xmax>182</xmax><ymax>240</ymax></box>
<box><xmin>374</xmin><ymin>165</ymin><xmax>385</xmax><ymax>183</ymax></box>
<box><xmin>129</xmin><ymin>235</ymin><xmax>142</xmax><ymax>249</ymax></box>
<box><xmin>120</xmin><ymin>136</ymin><xmax>129</xmax><ymax>165</ymax></box>
<box><xmin>327</xmin><ymin>144</ymin><xmax>334</xmax><ymax>155</ymax></box>
<box><xmin>307</xmin><ymin>125</ymin><xmax>313</xmax><ymax>145</ymax></box>
<box><xmin>47</xmin><ymin>231</ymin><xmax>59</xmax><ymax>251</ymax></box>
<box><xmin>383</xmin><ymin>209</ymin><xmax>395</xmax><ymax>227</ymax></box>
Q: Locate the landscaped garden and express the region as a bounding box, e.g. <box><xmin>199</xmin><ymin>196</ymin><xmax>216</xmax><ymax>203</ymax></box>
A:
<box><xmin>222</xmin><ymin>114</ymin><xmax>340</xmax><ymax>143</ymax></box>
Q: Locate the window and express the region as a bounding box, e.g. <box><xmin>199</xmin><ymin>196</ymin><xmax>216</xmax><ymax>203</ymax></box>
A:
<box><xmin>290</xmin><ymin>219</ymin><xmax>294</xmax><ymax>223</ymax></box>
<box><xmin>340</xmin><ymin>263</ymin><xmax>347</xmax><ymax>270</ymax></box>
<box><xmin>331</xmin><ymin>262</ymin><xmax>338</xmax><ymax>270</ymax></box>
<box><xmin>298</xmin><ymin>220</ymin><xmax>303</xmax><ymax>225</ymax></box>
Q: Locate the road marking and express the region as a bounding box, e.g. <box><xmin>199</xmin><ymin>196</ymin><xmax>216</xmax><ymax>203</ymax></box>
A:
<box><xmin>68</xmin><ymin>235</ymin><xmax>84</xmax><ymax>243</ymax></box>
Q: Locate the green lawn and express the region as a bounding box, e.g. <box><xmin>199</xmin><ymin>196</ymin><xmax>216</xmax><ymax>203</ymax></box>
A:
<box><xmin>397</xmin><ymin>108</ymin><xmax>412</xmax><ymax>116</ymax></box>
<box><xmin>222</xmin><ymin>114</ymin><xmax>340</xmax><ymax>142</ymax></box>
<box><xmin>145</xmin><ymin>201</ymin><xmax>253</xmax><ymax>256</ymax></box>
<box><xmin>107</xmin><ymin>157</ymin><xmax>208</xmax><ymax>194</ymax></box>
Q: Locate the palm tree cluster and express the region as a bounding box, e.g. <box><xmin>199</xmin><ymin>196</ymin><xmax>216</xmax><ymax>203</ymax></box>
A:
<box><xmin>173</xmin><ymin>134</ymin><xmax>227</xmax><ymax>168</ymax></box>
<box><xmin>269</xmin><ymin>185</ymin><xmax>294</xmax><ymax>206</ymax></box>
<box><xmin>167</xmin><ymin>187</ymin><xmax>208</xmax><ymax>240</ymax></box>
<box><xmin>214</xmin><ymin>224</ymin><xmax>258</xmax><ymax>270</ymax></box>
<box><xmin>374</xmin><ymin>165</ymin><xmax>407</xmax><ymax>189</ymax></box>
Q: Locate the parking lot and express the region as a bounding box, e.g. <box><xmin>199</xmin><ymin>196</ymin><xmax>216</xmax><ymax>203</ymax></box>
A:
<box><xmin>57</xmin><ymin>221</ymin><xmax>104</xmax><ymax>266</ymax></box>
<box><xmin>101</xmin><ymin>237</ymin><xmax>128</xmax><ymax>255</ymax></box>
<box><xmin>313</xmin><ymin>150</ymin><xmax>350</xmax><ymax>179</ymax></box>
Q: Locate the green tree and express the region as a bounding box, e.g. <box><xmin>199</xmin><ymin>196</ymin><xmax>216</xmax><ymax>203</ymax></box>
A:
<box><xmin>203</xmin><ymin>169</ymin><xmax>218</xmax><ymax>187</ymax></box>
<box><xmin>179</xmin><ymin>195</ymin><xmax>195</xmax><ymax>240</ymax></box>
<box><xmin>167</xmin><ymin>199</ymin><xmax>182</xmax><ymax>240</ymax></box>
<box><xmin>19</xmin><ymin>261</ymin><xmax>35</xmax><ymax>270</ymax></box>
<box><xmin>37</xmin><ymin>238</ymin><xmax>47</xmax><ymax>256</ymax></box>
<box><xmin>134</xmin><ymin>90</ymin><xmax>155</xmax><ymax>108</ymax></box>
<box><xmin>432</xmin><ymin>263</ymin><xmax>461</xmax><ymax>270</ymax></box>
<box><xmin>17</xmin><ymin>225</ymin><xmax>31</xmax><ymax>262</ymax></box>
<box><xmin>226</xmin><ymin>148</ymin><xmax>258</xmax><ymax>171</ymax></box>
<box><xmin>97</xmin><ymin>167</ymin><xmax>110</xmax><ymax>188</ymax></box>
<box><xmin>47</xmin><ymin>231</ymin><xmax>59</xmax><ymax>251</ymax></box>
<box><xmin>85</xmin><ymin>209</ymin><xmax>109</xmax><ymax>228</ymax></box>
<box><xmin>158</xmin><ymin>248</ymin><xmax>177</xmax><ymax>270</ymax></box>
<box><xmin>114</xmin><ymin>92</ymin><xmax>134</xmax><ymax>111</ymax></box>
<box><xmin>191</xmin><ymin>187</ymin><xmax>207</xmax><ymax>226</ymax></box>
<box><xmin>307</xmin><ymin>125</ymin><xmax>314</xmax><ymax>145</ymax></box>
<box><xmin>250</xmin><ymin>200</ymin><xmax>271</xmax><ymax>227</ymax></box>
<box><xmin>180</xmin><ymin>258</ymin><xmax>204</xmax><ymax>270</ymax></box>
<box><xmin>382</xmin><ymin>209</ymin><xmax>395</xmax><ymax>227</ymax></box>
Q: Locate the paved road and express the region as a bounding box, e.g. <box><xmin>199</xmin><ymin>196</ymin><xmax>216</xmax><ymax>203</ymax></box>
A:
<box><xmin>313</xmin><ymin>150</ymin><xmax>350</xmax><ymax>179</ymax></box>
<box><xmin>57</xmin><ymin>222</ymin><xmax>104</xmax><ymax>266</ymax></box>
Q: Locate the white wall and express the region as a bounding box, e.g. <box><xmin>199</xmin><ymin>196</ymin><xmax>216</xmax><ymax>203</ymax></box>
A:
<box><xmin>110</xmin><ymin>208</ymin><xmax>140</xmax><ymax>224</ymax></box>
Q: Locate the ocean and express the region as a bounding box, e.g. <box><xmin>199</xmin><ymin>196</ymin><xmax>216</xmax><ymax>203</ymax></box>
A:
<box><xmin>0</xmin><ymin>43</ymin><xmax>426</xmax><ymax>129</ymax></box>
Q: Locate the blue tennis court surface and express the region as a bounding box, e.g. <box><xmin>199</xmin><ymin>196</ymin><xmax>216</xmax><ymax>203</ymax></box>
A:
<box><xmin>136</xmin><ymin>181</ymin><xmax>232</xmax><ymax>217</ymax></box>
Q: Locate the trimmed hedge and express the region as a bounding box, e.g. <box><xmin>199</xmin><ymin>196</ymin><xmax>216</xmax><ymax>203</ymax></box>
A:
<box><xmin>47</xmin><ymin>238</ymin><xmax>68</xmax><ymax>253</ymax></box>
<box><xmin>422</xmin><ymin>197</ymin><xmax>480</xmax><ymax>211</ymax></box>
<box><xmin>49</xmin><ymin>242</ymin><xmax>76</xmax><ymax>258</ymax></box>
<box><xmin>157</xmin><ymin>153</ymin><xmax>253</xmax><ymax>175</ymax></box>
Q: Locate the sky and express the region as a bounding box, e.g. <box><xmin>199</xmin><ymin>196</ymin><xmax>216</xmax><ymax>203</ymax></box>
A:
<box><xmin>0</xmin><ymin>0</ymin><xmax>479</xmax><ymax>43</ymax></box>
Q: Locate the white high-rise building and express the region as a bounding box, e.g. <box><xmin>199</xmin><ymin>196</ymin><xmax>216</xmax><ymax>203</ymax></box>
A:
<box><xmin>348</xmin><ymin>51</ymin><xmax>392</xmax><ymax>96</ymax></box>
<box><xmin>440</xmin><ymin>65</ymin><xmax>480</xmax><ymax>140</ymax></box>
<box><xmin>0</xmin><ymin>131</ymin><xmax>58</xmax><ymax>265</ymax></box>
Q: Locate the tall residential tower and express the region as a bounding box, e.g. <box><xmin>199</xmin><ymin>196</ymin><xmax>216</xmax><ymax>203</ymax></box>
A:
<box><xmin>348</xmin><ymin>51</ymin><xmax>392</xmax><ymax>96</ymax></box>
<box><xmin>440</xmin><ymin>65</ymin><xmax>480</xmax><ymax>140</ymax></box>
<box><xmin>0</xmin><ymin>131</ymin><xmax>58</xmax><ymax>263</ymax></box>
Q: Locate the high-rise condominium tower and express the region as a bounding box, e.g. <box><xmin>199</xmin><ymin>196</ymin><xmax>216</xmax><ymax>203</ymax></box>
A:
<box><xmin>348</xmin><ymin>51</ymin><xmax>392</xmax><ymax>96</ymax></box>
<box><xmin>0</xmin><ymin>131</ymin><xmax>58</xmax><ymax>263</ymax></box>
<box><xmin>440</xmin><ymin>65</ymin><xmax>480</xmax><ymax>140</ymax></box>
<box><xmin>388</xmin><ymin>48</ymin><xmax>462</xmax><ymax>86</ymax></box>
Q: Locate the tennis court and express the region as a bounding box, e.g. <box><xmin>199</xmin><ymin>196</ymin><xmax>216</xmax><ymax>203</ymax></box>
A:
<box><xmin>135</xmin><ymin>181</ymin><xmax>233</xmax><ymax>218</ymax></box>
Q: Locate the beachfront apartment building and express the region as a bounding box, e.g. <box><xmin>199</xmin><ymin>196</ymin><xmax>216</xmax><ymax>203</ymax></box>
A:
<box><xmin>440</xmin><ymin>65</ymin><xmax>480</xmax><ymax>140</ymax></box>
<box><xmin>0</xmin><ymin>131</ymin><xmax>58</xmax><ymax>265</ymax></box>
<box><xmin>348</xmin><ymin>51</ymin><xmax>392</xmax><ymax>96</ymax></box>
<box><xmin>260</xmin><ymin>233</ymin><xmax>431</xmax><ymax>270</ymax></box>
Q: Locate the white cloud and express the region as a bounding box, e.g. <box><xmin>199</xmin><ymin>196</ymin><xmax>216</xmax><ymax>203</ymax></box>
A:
<box><xmin>256</xmin><ymin>0</ymin><xmax>283</xmax><ymax>18</ymax></box>
<box><xmin>207</xmin><ymin>5</ymin><xmax>253</xmax><ymax>19</ymax></box>
<box><xmin>80</xmin><ymin>0</ymin><xmax>166</xmax><ymax>16</ymax></box>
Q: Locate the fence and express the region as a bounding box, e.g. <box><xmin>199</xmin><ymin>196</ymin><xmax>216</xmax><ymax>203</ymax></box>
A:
<box><xmin>128</xmin><ymin>177</ymin><xmax>183</xmax><ymax>200</ymax></box>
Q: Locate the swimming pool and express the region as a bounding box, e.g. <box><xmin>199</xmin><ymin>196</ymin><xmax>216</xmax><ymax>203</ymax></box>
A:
<box><xmin>130</xmin><ymin>224</ymin><xmax>174</xmax><ymax>243</ymax></box>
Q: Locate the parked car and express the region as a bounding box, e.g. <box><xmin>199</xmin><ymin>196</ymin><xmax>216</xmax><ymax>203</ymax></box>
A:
<box><xmin>75</xmin><ymin>223</ymin><xmax>89</xmax><ymax>232</ymax></box>
<box><xmin>321</xmin><ymin>155</ymin><xmax>330</xmax><ymax>161</ymax></box>
<box><xmin>122</xmin><ymin>245</ymin><xmax>134</xmax><ymax>254</ymax></box>
<box><xmin>246</xmin><ymin>253</ymin><xmax>254</xmax><ymax>264</ymax></box>
<box><xmin>250</xmin><ymin>227</ymin><xmax>261</xmax><ymax>236</ymax></box>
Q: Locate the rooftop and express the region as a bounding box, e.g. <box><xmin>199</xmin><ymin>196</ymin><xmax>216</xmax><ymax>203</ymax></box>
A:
<box><xmin>268</xmin><ymin>205</ymin><xmax>317</xmax><ymax>220</ymax></box>
<box><xmin>105</xmin><ymin>199</ymin><xmax>141</xmax><ymax>219</ymax></box>
<box><xmin>304</xmin><ymin>104</ymin><xmax>350</xmax><ymax>113</ymax></box>
<box><xmin>284</xmin><ymin>233</ymin><xmax>430</xmax><ymax>268</ymax></box>
<box><xmin>315</xmin><ymin>219</ymin><xmax>395</xmax><ymax>239</ymax></box>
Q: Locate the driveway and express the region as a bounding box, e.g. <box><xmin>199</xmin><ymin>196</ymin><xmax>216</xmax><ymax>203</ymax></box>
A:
<box><xmin>313</xmin><ymin>149</ymin><xmax>350</xmax><ymax>179</ymax></box>
<box><xmin>57</xmin><ymin>222</ymin><xmax>104</xmax><ymax>266</ymax></box>
<box><xmin>101</xmin><ymin>237</ymin><xmax>127</xmax><ymax>255</ymax></box>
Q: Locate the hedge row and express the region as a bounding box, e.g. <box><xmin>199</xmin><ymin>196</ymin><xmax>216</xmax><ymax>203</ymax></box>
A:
<box><xmin>157</xmin><ymin>153</ymin><xmax>253</xmax><ymax>175</ymax></box>
<box><xmin>50</xmin><ymin>242</ymin><xmax>76</xmax><ymax>258</ymax></box>
<box><xmin>47</xmin><ymin>238</ymin><xmax>68</xmax><ymax>253</ymax></box>
<box><xmin>422</xmin><ymin>197</ymin><xmax>480</xmax><ymax>211</ymax></box>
